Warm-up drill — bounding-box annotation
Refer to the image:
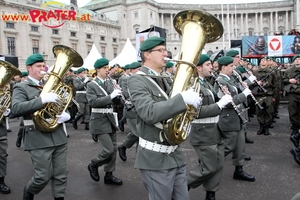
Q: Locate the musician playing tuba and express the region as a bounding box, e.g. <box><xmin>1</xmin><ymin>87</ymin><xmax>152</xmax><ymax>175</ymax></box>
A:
<box><xmin>128</xmin><ymin>36</ymin><xmax>201</xmax><ymax>199</ymax></box>
<box><xmin>11</xmin><ymin>53</ymin><xmax>71</xmax><ymax>199</ymax></box>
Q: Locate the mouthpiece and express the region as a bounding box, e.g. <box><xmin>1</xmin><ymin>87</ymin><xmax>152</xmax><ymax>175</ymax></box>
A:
<box><xmin>40</xmin><ymin>71</ymin><xmax>48</xmax><ymax>75</ymax></box>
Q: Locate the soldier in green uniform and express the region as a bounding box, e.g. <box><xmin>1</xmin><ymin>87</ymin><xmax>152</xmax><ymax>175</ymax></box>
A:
<box><xmin>162</xmin><ymin>61</ymin><xmax>174</xmax><ymax>87</ymax></box>
<box><xmin>0</xmin><ymin>109</ymin><xmax>11</xmax><ymax>194</ymax></box>
<box><xmin>15</xmin><ymin>71</ymin><xmax>28</xmax><ymax>148</ymax></box>
<box><xmin>252</xmin><ymin>57</ymin><xmax>276</xmax><ymax>135</ymax></box>
<box><xmin>118</xmin><ymin>62</ymin><xmax>141</xmax><ymax>162</ymax></box>
<box><xmin>86</xmin><ymin>58</ymin><xmax>123</xmax><ymax>185</ymax></box>
<box><xmin>187</xmin><ymin>54</ymin><xmax>232</xmax><ymax>200</ymax></box>
<box><xmin>215</xmin><ymin>56</ymin><xmax>256</xmax><ymax>182</ymax></box>
<box><xmin>11</xmin><ymin>54</ymin><xmax>70</xmax><ymax>200</ymax></box>
<box><xmin>128</xmin><ymin>36</ymin><xmax>201</xmax><ymax>200</ymax></box>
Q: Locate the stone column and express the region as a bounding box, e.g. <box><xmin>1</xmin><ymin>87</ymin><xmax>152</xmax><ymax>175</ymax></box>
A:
<box><xmin>270</xmin><ymin>12</ymin><xmax>273</xmax><ymax>34</ymax></box>
<box><xmin>170</xmin><ymin>13</ymin><xmax>173</xmax><ymax>39</ymax></box>
<box><xmin>241</xmin><ymin>13</ymin><xmax>244</xmax><ymax>36</ymax></box>
<box><xmin>275</xmin><ymin>11</ymin><xmax>278</xmax><ymax>33</ymax></box>
<box><xmin>255</xmin><ymin>12</ymin><xmax>258</xmax><ymax>33</ymax></box>
<box><xmin>161</xmin><ymin>13</ymin><xmax>164</xmax><ymax>28</ymax></box>
<box><xmin>297</xmin><ymin>0</ymin><xmax>300</xmax><ymax>30</ymax></box>
<box><xmin>260</xmin><ymin>12</ymin><xmax>263</xmax><ymax>35</ymax></box>
<box><xmin>231</xmin><ymin>14</ymin><xmax>234</xmax><ymax>38</ymax></box>
<box><xmin>286</xmin><ymin>11</ymin><xmax>289</xmax><ymax>32</ymax></box>
<box><xmin>245</xmin><ymin>13</ymin><xmax>248</xmax><ymax>35</ymax></box>
<box><xmin>291</xmin><ymin>11</ymin><xmax>294</xmax><ymax>30</ymax></box>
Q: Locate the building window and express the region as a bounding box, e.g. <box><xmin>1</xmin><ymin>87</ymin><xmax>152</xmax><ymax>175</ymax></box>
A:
<box><xmin>32</xmin><ymin>39</ymin><xmax>39</xmax><ymax>54</ymax></box>
<box><xmin>263</xmin><ymin>27</ymin><xmax>268</xmax><ymax>36</ymax></box>
<box><xmin>113</xmin><ymin>38</ymin><xmax>117</xmax><ymax>43</ymax></box>
<box><xmin>263</xmin><ymin>17</ymin><xmax>267</xmax><ymax>23</ymax></box>
<box><xmin>279</xmin><ymin>15</ymin><xmax>283</xmax><ymax>21</ymax></box>
<box><xmin>6</xmin><ymin>22</ymin><xmax>14</xmax><ymax>29</ymax></box>
<box><xmin>248</xmin><ymin>18</ymin><xmax>252</xmax><ymax>24</ymax></box>
<box><xmin>72</xmin><ymin>43</ymin><xmax>77</xmax><ymax>50</ymax></box>
<box><xmin>135</xmin><ymin>28</ymin><xmax>139</xmax><ymax>33</ymax></box>
<box><xmin>53</xmin><ymin>41</ymin><xmax>59</xmax><ymax>46</ymax></box>
<box><xmin>101</xmin><ymin>46</ymin><xmax>105</xmax><ymax>57</ymax></box>
<box><xmin>113</xmin><ymin>47</ymin><xmax>117</xmax><ymax>58</ymax></box>
<box><xmin>249</xmin><ymin>29</ymin><xmax>253</xmax><ymax>36</ymax></box>
<box><xmin>71</xmin><ymin>32</ymin><xmax>76</xmax><ymax>37</ymax></box>
<box><xmin>7</xmin><ymin>37</ymin><xmax>15</xmax><ymax>56</ymax></box>
<box><xmin>134</xmin><ymin>12</ymin><xmax>138</xmax><ymax>18</ymax></box>
<box><xmin>31</xmin><ymin>26</ymin><xmax>38</xmax><ymax>32</ymax></box>
<box><xmin>150</xmin><ymin>12</ymin><xmax>153</xmax><ymax>18</ymax></box>
<box><xmin>87</xmin><ymin>44</ymin><xmax>92</xmax><ymax>54</ymax></box>
<box><xmin>100</xmin><ymin>36</ymin><xmax>105</xmax><ymax>41</ymax></box>
<box><xmin>52</xmin><ymin>29</ymin><xmax>59</xmax><ymax>34</ymax></box>
<box><xmin>86</xmin><ymin>34</ymin><xmax>92</xmax><ymax>39</ymax></box>
<box><xmin>124</xmin><ymin>14</ymin><xmax>126</xmax><ymax>18</ymax></box>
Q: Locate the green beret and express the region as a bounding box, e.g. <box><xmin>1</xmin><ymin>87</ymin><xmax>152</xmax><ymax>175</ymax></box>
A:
<box><xmin>292</xmin><ymin>55</ymin><xmax>300</xmax><ymax>63</ymax></box>
<box><xmin>237</xmin><ymin>65</ymin><xmax>246</xmax><ymax>73</ymax></box>
<box><xmin>94</xmin><ymin>58</ymin><xmax>109</xmax><ymax>69</ymax></box>
<box><xmin>112</xmin><ymin>63</ymin><xmax>120</xmax><ymax>68</ymax></box>
<box><xmin>129</xmin><ymin>62</ymin><xmax>141</xmax><ymax>69</ymax></box>
<box><xmin>76</xmin><ymin>67</ymin><xmax>85</xmax><ymax>74</ymax></box>
<box><xmin>140</xmin><ymin>36</ymin><xmax>165</xmax><ymax>51</ymax></box>
<box><xmin>197</xmin><ymin>54</ymin><xmax>210</xmax><ymax>66</ymax></box>
<box><xmin>241</xmin><ymin>58</ymin><xmax>248</xmax><ymax>62</ymax></box>
<box><xmin>123</xmin><ymin>64</ymin><xmax>130</xmax><ymax>70</ymax></box>
<box><xmin>21</xmin><ymin>71</ymin><xmax>28</xmax><ymax>77</ymax></box>
<box><xmin>225</xmin><ymin>50</ymin><xmax>239</xmax><ymax>57</ymax></box>
<box><xmin>218</xmin><ymin>56</ymin><xmax>234</xmax><ymax>66</ymax></box>
<box><xmin>165</xmin><ymin>62</ymin><xmax>174</xmax><ymax>69</ymax></box>
<box><xmin>25</xmin><ymin>54</ymin><xmax>44</xmax><ymax>66</ymax></box>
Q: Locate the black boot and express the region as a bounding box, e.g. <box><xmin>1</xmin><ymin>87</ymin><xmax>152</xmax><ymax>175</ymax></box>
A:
<box><xmin>245</xmin><ymin>155</ymin><xmax>252</xmax><ymax>161</ymax></box>
<box><xmin>274</xmin><ymin>113</ymin><xmax>280</xmax><ymax>119</ymax></box>
<box><xmin>245</xmin><ymin>132</ymin><xmax>254</xmax><ymax>144</ymax></box>
<box><xmin>16</xmin><ymin>136</ymin><xmax>22</xmax><ymax>148</ymax></box>
<box><xmin>290</xmin><ymin>147</ymin><xmax>300</xmax><ymax>166</ymax></box>
<box><xmin>88</xmin><ymin>163</ymin><xmax>100</xmax><ymax>182</ymax></box>
<box><xmin>104</xmin><ymin>172</ymin><xmax>123</xmax><ymax>185</ymax></box>
<box><xmin>72</xmin><ymin>115</ymin><xmax>82</xmax><ymax>130</ymax></box>
<box><xmin>233</xmin><ymin>166</ymin><xmax>255</xmax><ymax>182</ymax></box>
<box><xmin>118</xmin><ymin>120</ymin><xmax>125</xmax><ymax>132</ymax></box>
<box><xmin>23</xmin><ymin>185</ymin><xmax>34</xmax><ymax>200</ymax></box>
<box><xmin>205</xmin><ymin>191</ymin><xmax>216</xmax><ymax>200</ymax></box>
<box><xmin>257</xmin><ymin>124</ymin><xmax>264</xmax><ymax>135</ymax></box>
<box><xmin>118</xmin><ymin>145</ymin><xmax>127</xmax><ymax>161</ymax></box>
<box><xmin>290</xmin><ymin>132</ymin><xmax>300</xmax><ymax>148</ymax></box>
<box><xmin>264</xmin><ymin>125</ymin><xmax>270</xmax><ymax>135</ymax></box>
<box><xmin>85</xmin><ymin>123</ymin><xmax>89</xmax><ymax>130</ymax></box>
<box><xmin>54</xmin><ymin>198</ymin><xmax>64</xmax><ymax>200</ymax></box>
<box><xmin>0</xmin><ymin>177</ymin><xmax>10</xmax><ymax>194</ymax></box>
<box><xmin>92</xmin><ymin>134</ymin><xmax>98</xmax><ymax>142</ymax></box>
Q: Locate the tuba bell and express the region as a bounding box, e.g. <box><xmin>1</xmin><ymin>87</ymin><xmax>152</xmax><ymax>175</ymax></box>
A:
<box><xmin>0</xmin><ymin>60</ymin><xmax>22</xmax><ymax>122</ymax></box>
<box><xmin>163</xmin><ymin>10</ymin><xmax>224</xmax><ymax>145</ymax></box>
<box><xmin>33</xmin><ymin>45</ymin><xmax>83</xmax><ymax>132</ymax></box>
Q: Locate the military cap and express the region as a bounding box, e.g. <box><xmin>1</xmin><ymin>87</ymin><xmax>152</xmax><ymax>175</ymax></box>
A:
<box><xmin>140</xmin><ymin>36</ymin><xmax>165</xmax><ymax>51</ymax></box>
<box><xmin>112</xmin><ymin>63</ymin><xmax>120</xmax><ymax>68</ymax></box>
<box><xmin>225</xmin><ymin>50</ymin><xmax>239</xmax><ymax>57</ymax></box>
<box><xmin>123</xmin><ymin>64</ymin><xmax>130</xmax><ymax>70</ymax></box>
<box><xmin>237</xmin><ymin>65</ymin><xmax>246</xmax><ymax>73</ymax></box>
<box><xmin>25</xmin><ymin>54</ymin><xmax>45</xmax><ymax>66</ymax></box>
<box><xmin>241</xmin><ymin>58</ymin><xmax>248</xmax><ymax>62</ymax></box>
<box><xmin>129</xmin><ymin>62</ymin><xmax>141</xmax><ymax>69</ymax></box>
<box><xmin>292</xmin><ymin>54</ymin><xmax>300</xmax><ymax>63</ymax></box>
<box><xmin>165</xmin><ymin>62</ymin><xmax>174</xmax><ymax>68</ymax></box>
<box><xmin>94</xmin><ymin>58</ymin><xmax>109</xmax><ymax>69</ymax></box>
<box><xmin>218</xmin><ymin>56</ymin><xmax>234</xmax><ymax>66</ymax></box>
<box><xmin>76</xmin><ymin>67</ymin><xmax>85</xmax><ymax>74</ymax></box>
<box><xmin>197</xmin><ymin>54</ymin><xmax>210</xmax><ymax>66</ymax></box>
<box><xmin>21</xmin><ymin>71</ymin><xmax>28</xmax><ymax>77</ymax></box>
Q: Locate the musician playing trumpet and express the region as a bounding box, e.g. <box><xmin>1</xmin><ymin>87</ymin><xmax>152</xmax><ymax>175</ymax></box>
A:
<box><xmin>11</xmin><ymin>53</ymin><xmax>70</xmax><ymax>200</ymax></box>
<box><xmin>86</xmin><ymin>58</ymin><xmax>123</xmax><ymax>186</ymax></box>
<box><xmin>214</xmin><ymin>56</ymin><xmax>256</xmax><ymax>182</ymax></box>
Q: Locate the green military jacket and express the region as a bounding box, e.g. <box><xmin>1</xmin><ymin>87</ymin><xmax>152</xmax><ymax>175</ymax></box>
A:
<box><xmin>283</xmin><ymin>66</ymin><xmax>300</xmax><ymax>94</ymax></box>
<box><xmin>121</xmin><ymin>75</ymin><xmax>136</xmax><ymax>119</ymax></box>
<box><xmin>189</xmin><ymin>78</ymin><xmax>223</xmax><ymax>146</ymax></box>
<box><xmin>0</xmin><ymin>119</ymin><xmax>7</xmax><ymax>139</ymax></box>
<box><xmin>73</xmin><ymin>76</ymin><xmax>88</xmax><ymax>103</ymax></box>
<box><xmin>128</xmin><ymin>66</ymin><xmax>187</xmax><ymax>170</ymax></box>
<box><xmin>86</xmin><ymin>77</ymin><xmax>118</xmax><ymax>135</ymax></box>
<box><xmin>253</xmin><ymin>68</ymin><xmax>276</xmax><ymax>97</ymax></box>
<box><xmin>11</xmin><ymin>78</ymin><xmax>67</xmax><ymax>151</ymax></box>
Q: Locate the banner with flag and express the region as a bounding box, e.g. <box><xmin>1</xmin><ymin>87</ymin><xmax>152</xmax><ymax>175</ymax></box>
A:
<box><xmin>242</xmin><ymin>35</ymin><xmax>297</xmax><ymax>58</ymax></box>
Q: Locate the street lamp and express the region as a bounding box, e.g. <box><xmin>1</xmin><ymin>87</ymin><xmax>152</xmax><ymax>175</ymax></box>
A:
<box><xmin>42</xmin><ymin>51</ymin><xmax>48</xmax><ymax>61</ymax></box>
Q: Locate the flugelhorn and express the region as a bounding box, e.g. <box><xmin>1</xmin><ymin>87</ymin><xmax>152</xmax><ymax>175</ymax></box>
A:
<box><xmin>163</xmin><ymin>10</ymin><xmax>223</xmax><ymax>145</ymax></box>
<box><xmin>33</xmin><ymin>45</ymin><xmax>83</xmax><ymax>132</ymax></box>
<box><xmin>0</xmin><ymin>60</ymin><xmax>21</xmax><ymax>121</ymax></box>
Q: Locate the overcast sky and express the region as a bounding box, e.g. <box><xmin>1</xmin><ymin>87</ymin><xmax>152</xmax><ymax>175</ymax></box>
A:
<box><xmin>56</xmin><ymin>0</ymin><xmax>282</xmax><ymax>7</ymax></box>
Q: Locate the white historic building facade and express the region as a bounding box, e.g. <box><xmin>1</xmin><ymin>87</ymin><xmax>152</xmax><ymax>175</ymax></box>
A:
<box><xmin>0</xmin><ymin>0</ymin><xmax>299</xmax><ymax>69</ymax></box>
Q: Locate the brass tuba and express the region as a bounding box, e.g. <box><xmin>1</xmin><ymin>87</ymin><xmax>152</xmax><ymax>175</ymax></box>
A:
<box><xmin>163</xmin><ymin>10</ymin><xmax>224</xmax><ymax>145</ymax></box>
<box><xmin>0</xmin><ymin>60</ymin><xmax>21</xmax><ymax>122</ymax></box>
<box><xmin>33</xmin><ymin>45</ymin><xmax>83</xmax><ymax>132</ymax></box>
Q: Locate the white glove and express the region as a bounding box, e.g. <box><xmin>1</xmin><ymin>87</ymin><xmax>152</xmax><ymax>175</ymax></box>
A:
<box><xmin>56</xmin><ymin>111</ymin><xmax>71</xmax><ymax>124</ymax></box>
<box><xmin>110</xmin><ymin>89</ymin><xmax>122</xmax><ymax>99</ymax></box>
<box><xmin>83</xmin><ymin>77</ymin><xmax>89</xmax><ymax>83</ymax></box>
<box><xmin>3</xmin><ymin>109</ymin><xmax>10</xmax><ymax>117</ymax></box>
<box><xmin>180</xmin><ymin>89</ymin><xmax>202</xmax><ymax>108</ymax></box>
<box><xmin>41</xmin><ymin>92</ymin><xmax>59</xmax><ymax>104</ymax></box>
<box><xmin>242</xmin><ymin>88</ymin><xmax>252</xmax><ymax>97</ymax></box>
<box><xmin>248</xmin><ymin>75</ymin><xmax>257</xmax><ymax>83</ymax></box>
<box><xmin>216</xmin><ymin>94</ymin><xmax>232</xmax><ymax>109</ymax></box>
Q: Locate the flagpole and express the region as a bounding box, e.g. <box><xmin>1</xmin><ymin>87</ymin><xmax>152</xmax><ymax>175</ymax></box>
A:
<box><xmin>227</xmin><ymin>0</ymin><xmax>230</xmax><ymax>50</ymax></box>
<box><xmin>221</xmin><ymin>0</ymin><xmax>225</xmax><ymax>50</ymax></box>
